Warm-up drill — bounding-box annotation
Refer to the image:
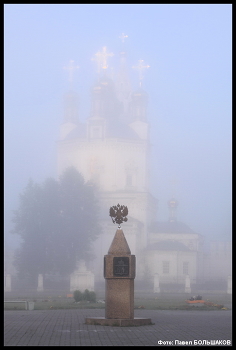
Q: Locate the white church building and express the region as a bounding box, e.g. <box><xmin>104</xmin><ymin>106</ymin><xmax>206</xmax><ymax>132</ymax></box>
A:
<box><xmin>56</xmin><ymin>40</ymin><xmax>205</xmax><ymax>289</ymax></box>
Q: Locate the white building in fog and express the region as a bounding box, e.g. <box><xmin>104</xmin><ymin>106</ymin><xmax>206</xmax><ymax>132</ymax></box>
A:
<box><xmin>56</xmin><ymin>40</ymin><xmax>228</xmax><ymax>288</ymax></box>
<box><xmin>57</xmin><ymin>44</ymin><xmax>157</xmax><ymax>282</ymax></box>
<box><xmin>145</xmin><ymin>205</ymin><xmax>204</xmax><ymax>285</ymax></box>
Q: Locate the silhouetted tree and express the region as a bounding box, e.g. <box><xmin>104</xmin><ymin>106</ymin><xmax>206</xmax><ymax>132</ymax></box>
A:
<box><xmin>12</xmin><ymin>167</ymin><xmax>100</xmax><ymax>281</ymax></box>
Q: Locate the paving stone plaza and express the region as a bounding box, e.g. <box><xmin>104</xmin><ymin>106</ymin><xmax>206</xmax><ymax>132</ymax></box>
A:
<box><xmin>4</xmin><ymin>309</ymin><xmax>232</xmax><ymax>346</ymax></box>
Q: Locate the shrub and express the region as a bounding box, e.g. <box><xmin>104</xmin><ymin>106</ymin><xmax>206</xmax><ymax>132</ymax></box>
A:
<box><xmin>83</xmin><ymin>289</ymin><xmax>90</xmax><ymax>301</ymax></box>
<box><xmin>83</xmin><ymin>289</ymin><xmax>96</xmax><ymax>302</ymax></box>
<box><xmin>73</xmin><ymin>290</ymin><xmax>82</xmax><ymax>302</ymax></box>
<box><xmin>73</xmin><ymin>289</ymin><xmax>96</xmax><ymax>303</ymax></box>
<box><xmin>88</xmin><ymin>291</ymin><xmax>96</xmax><ymax>302</ymax></box>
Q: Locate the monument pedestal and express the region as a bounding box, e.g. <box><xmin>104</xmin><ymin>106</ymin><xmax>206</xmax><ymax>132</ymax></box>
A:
<box><xmin>105</xmin><ymin>279</ymin><xmax>134</xmax><ymax>319</ymax></box>
<box><xmin>85</xmin><ymin>228</ymin><xmax>152</xmax><ymax>327</ymax></box>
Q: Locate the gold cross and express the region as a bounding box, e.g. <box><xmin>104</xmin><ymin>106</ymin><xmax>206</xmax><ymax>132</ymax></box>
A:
<box><xmin>132</xmin><ymin>59</ymin><xmax>150</xmax><ymax>81</ymax></box>
<box><xmin>63</xmin><ymin>60</ymin><xmax>79</xmax><ymax>84</ymax></box>
<box><xmin>92</xmin><ymin>47</ymin><xmax>114</xmax><ymax>73</ymax></box>
<box><xmin>119</xmin><ymin>33</ymin><xmax>128</xmax><ymax>43</ymax></box>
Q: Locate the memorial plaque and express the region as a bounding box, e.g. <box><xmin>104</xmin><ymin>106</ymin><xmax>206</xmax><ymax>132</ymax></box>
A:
<box><xmin>113</xmin><ymin>257</ymin><xmax>129</xmax><ymax>276</ymax></box>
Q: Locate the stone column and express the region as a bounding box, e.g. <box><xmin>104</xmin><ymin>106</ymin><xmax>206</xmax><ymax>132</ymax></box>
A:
<box><xmin>85</xmin><ymin>227</ymin><xmax>152</xmax><ymax>326</ymax></box>
<box><xmin>184</xmin><ymin>274</ymin><xmax>191</xmax><ymax>293</ymax></box>
<box><xmin>227</xmin><ymin>275</ymin><xmax>232</xmax><ymax>294</ymax></box>
<box><xmin>5</xmin><ymin>274</ymin><xmax>11</xmax><ymax>292</ymax></box>
<box><xmin>153</xmin><ymin>273</ymin><xmax>160</xmax><ymax>293</ymax></box>
<box><xmin>37</xmin><ymin>274</ymin><xmax>44</xmax><ymax>292</ymax></box>
<box><xmin>104</xmin><ymin>229</ymin><xmax>135</xmax><ymax>319</ymax></box>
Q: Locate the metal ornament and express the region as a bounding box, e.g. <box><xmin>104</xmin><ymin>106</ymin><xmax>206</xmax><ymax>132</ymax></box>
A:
<box><xmin>109</xmin><ymin>204</ymin><xmax>128</xmax><ymax>228</ymax></box>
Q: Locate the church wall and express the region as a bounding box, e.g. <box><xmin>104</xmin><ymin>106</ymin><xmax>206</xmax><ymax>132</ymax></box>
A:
<box><xmin>57</xmin><ymin>134</ymin><xmax>156</xmax><ymax>258</ymax></box>
<box><xmin>59</xmin><ymin>122</ymin><xmax>77</xmax><ymax>140</ymax></box>
<box><xmin>58</xmin><ymin>138</ymin><xmax>149</xmax><ymax>193</ymax></box>
<box><xmin>145</xmin><ymin>249</ymin><xmax>198</xmax><ymax>284</ymax></box>
<box><xmin>129</xmin><ymin>120</ymin><xmax>149</xmax><ymax>140</ymax></box>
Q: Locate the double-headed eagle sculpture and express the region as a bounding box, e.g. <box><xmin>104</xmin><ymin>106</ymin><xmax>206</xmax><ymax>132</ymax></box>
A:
<box><xmin>109</xmin><ymin>204</ymin><xmax>128</xmax><ymax>228</ymax></box>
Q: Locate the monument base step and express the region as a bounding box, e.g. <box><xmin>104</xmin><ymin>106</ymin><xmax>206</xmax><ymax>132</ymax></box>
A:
<box><xmin>85</xmin><ymin>317</ymin><xmax>153</xmax><ymax>327</ymax></box>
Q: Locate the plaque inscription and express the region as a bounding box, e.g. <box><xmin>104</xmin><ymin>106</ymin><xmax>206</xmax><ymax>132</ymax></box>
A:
<box><xmin>113</xmin><ymin>257</ymin><xmax>129</xmax><ymax>276</ymax></box>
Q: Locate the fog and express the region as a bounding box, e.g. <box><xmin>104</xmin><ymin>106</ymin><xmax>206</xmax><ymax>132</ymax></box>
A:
<box><xmin>4</xmin><ymin>3</ymin><xmax>231</xmax><ymax>273</ymax></box>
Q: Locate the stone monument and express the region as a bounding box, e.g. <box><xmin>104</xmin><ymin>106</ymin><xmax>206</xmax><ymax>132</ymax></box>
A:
<box><xmin>85</xmin><ymin>204</ymin><xmax>152</xmax><ymax>326</ymax></box>
<box><xmin>70</xmin><ymin>260</ymin><xmax>94</xmax><ymax>292</ymax></box>
<box><xmin>37</xmin><ymin>273</ymin><xmax>44</xmax><ymax>292</ymax></box>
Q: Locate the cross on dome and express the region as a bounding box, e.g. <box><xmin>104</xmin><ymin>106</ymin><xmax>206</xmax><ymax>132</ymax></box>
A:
<box><xmin>63</xmin><ymin>59</ymin><xmax>79</xmax><ymax>84</ymax></box>
<box><xmin>92</xmin><ymin>46</ymin><xmax>114</xmax><ymax>73</ymax></box>
<box><xmin>132</xmin><ymin>59</ymin><xmax>150</xmax><ymax>82</ymax></box>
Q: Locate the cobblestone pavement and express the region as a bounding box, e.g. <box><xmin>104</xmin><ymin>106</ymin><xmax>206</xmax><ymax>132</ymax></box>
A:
<box><xmin>4</xmin><ymin>309</ymin><xmax>232</xmax><ymax>346</ymax></box>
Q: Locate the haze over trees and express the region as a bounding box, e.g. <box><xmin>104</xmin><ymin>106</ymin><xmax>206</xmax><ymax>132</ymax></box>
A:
<box><xmin>11</xmin><ymin>167</ymin><xmax>100</xmax><ymax>282</ymax></box>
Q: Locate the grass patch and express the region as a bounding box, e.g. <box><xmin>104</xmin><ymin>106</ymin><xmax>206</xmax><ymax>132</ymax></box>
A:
<box><xmin>33</xmin><ymin>300</ymin><xmax>106</xmax><ymax>310</ymax></box>
<box><xmin>134</xmin><ymin>293</ymin><xmax>232</xmax><ymax>310</ymax></box>
<box><xmin>4</xmin><ymin>293</ymin><xmax>231</xmax><ymax>311</ymax></box>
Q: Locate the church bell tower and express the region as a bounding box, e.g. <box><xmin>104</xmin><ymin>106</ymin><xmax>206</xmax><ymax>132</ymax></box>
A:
<box><xmin>57</xmin><ymin>35</ymin><xmax>158</xmax><ymax>281</ymax></box>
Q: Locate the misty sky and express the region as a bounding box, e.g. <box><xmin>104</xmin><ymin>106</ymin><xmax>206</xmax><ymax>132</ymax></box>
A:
<box><xmin>4</xmin><ymin>4</ymin><xmax>232</xmax><ymax>250</ymax></box>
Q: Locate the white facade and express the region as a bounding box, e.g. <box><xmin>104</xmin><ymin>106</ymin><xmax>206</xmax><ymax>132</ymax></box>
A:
<box><xmin>144</xmin><ymin>246</ymin><xmax>198</xmax><ymax>284</ymax></box>
<box><xmin>70</xmin><ymin>260</ymin><xmax>95</xmax><ymax>292</ymax></box>
<box><xmin>56</xmin><ymin>45</ymin><xmax>229</xmax><ymax>288</ymax></box>
<box><xmin>58</xmin><ymin>137</ymin><xmax>150</xmax><ymax>193</ymax></box>
<box><xmin>144</xmin><ymin>218</ymin><xmax>204</xmax><ymax>286</ymax></box>
<box><xmin>57</xmin><ymin>49</ymin><xmax>158</xmax><ymax>281</ymax></box>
